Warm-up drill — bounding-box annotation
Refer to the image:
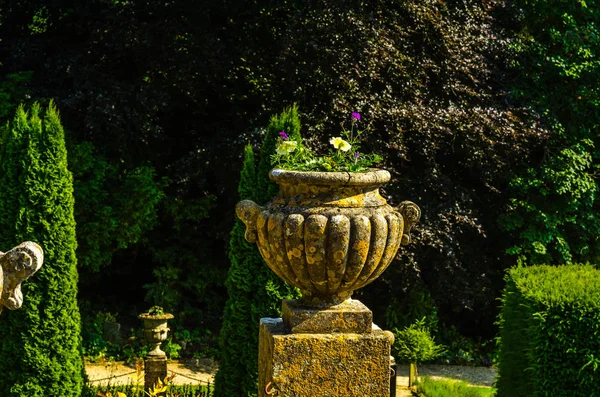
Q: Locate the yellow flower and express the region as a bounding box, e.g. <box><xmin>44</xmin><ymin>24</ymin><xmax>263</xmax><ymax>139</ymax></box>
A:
<box><xmin>329</xmin><ymin>137</ymin><xmax>351</xmax><ymax>152</ymax></box>
<box><xmin>276</xmin><ymin>140</ymin><xmax>298</xmax><ymax>155</ymax></box>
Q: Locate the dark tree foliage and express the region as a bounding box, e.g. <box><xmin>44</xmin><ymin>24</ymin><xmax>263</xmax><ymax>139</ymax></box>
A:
<box><xmin>0</xmin><ymin>71</ymin><xmax>31</xmax><ymax>122</ymax></box>
<box><xmin>0</xmin><ymin>0</ymin><xmax>228</xmax><ymax>324</ymax></box>
<box><xmin>69</xmin><ymin>141</ymin><xmax>166</xmax><ymax>272</ymax></box>
<box><xmin>214</xmin><ymin>107</ymin><xmax>301</xmax><ymax>397</ymax></box>
<box><xmin>500</xmin><ymin>1</ymin><xmax>600</xmax><ymax>266</ymax></box>
<box><xmin>0</xmin><ymin>0</ymin><xmax>554</xmax><ymax>343</ymax></box>
<box><xmin>220</xmin><ymin>0</ymin><xmax>547</xmax><ymax>337</ymax></box>
<box><xmin>0</xmin><ymin>102</ymin><xmax>84</xmax><ymax>396</ymax></box>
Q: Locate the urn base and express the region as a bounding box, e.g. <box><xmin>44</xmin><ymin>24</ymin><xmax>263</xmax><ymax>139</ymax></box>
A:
<box><xmin>282</xmin><ymin>298</ymin><xmax>372</xmax><ymax>334</ymax></box>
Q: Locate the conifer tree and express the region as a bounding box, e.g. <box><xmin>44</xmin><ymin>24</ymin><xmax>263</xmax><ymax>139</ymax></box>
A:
<box><xmin>256</xmin><ymin>104</ymin><xmax>302</xmax><ymax>200</ymax></box>
<box><xmin>0</xmin><ymin>102</ymin><xmax>84</xmax><ymax>396</ymax></box>
<box><xmin>214</xmin><ymin>105</ymin><xmax>301</xmax><ymax>397</ymax></box>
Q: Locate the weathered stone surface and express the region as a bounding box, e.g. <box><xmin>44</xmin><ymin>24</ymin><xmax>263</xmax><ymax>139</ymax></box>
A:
<box><xmin>0</xmin><ymin>241</ymin><xmax>43</xmax><ymax>314</ymax></box>
<box><xmin>259</xmin><ymin>318</ymin><xmax>394</xmax><ymax>397</ymax></box>
<box><xmin>139</xmin><ymin>312</ymin><xmax>174</xmax><ymax>358</ymax></box>
<box><xmin>282</xmin><ymin>299</ymin><xmax>372</xmax><ymax>334</ymax></box>
<box><xmin>236</xmin><ymin>169</ymin><xmax>421</xmax><ymax>307</ymax></box>
<box><xmin>269</xmin><ymin>168</ymin><xmax>391</xmax><ymax>208</ymax></box>
<box><xmin>144</xmin><ymin>356</ymin><xmax>167</xmax><ymax>392</ymax></box>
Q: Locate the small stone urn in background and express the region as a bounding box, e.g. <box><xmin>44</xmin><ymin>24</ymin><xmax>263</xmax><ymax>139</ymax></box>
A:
<box><xmin>138</xmin><ymin>306</ymin><xmax>173</xmax><ymax>392</ymax></box>
<box><xmin>237</xmin><ymin>169</ymin><xmax>420</xmax><ymax>397</ymax></box>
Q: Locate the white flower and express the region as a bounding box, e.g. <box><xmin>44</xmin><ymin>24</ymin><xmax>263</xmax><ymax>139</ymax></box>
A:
<box><xmin>329</xmin><ymin>137</ymin><xmax>352</xmax><ymax>152</ymax></box>
<box><xmin>276</xmin><ymin>140</ymin><xmax>298</xmax><ymax>155</ymax></box>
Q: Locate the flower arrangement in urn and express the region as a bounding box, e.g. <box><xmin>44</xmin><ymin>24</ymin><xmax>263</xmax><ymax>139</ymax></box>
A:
<box><xmin>237</xmin><ymin>109</ymin><xmax>420</xmax><ymax>307</ymax></box>
<box><xmin>272</xmin><ymin>111</ymin><xmax>382</xmax><ymax>172</ymax></box>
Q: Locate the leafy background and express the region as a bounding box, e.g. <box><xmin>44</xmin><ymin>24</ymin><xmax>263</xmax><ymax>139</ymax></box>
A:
<box><xmin>0</xmin><ymin>0</ymin><xmax>598</xmax><ymax>379</ymax></box>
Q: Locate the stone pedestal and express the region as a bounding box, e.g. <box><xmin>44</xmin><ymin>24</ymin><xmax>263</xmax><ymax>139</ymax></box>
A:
<box><xmin>259</xmin><ymin>299</ymin><xmax>394</xmax><ymax>397</ymax></box>
<box><xmin>144</xmin><ymin>356</ymin><xmax>167</xmax><ymax>392</ymax></box>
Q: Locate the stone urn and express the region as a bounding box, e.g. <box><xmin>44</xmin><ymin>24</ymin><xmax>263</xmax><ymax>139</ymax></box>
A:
<box><xmin>237</xmin><ymin>168</ymin><xmax>420</xmax><ymax>306</ymax></box>
<box><xmin>138</xmin><ymin>310</ymin><xmax>174</xmax><ymax>358</ymax></box>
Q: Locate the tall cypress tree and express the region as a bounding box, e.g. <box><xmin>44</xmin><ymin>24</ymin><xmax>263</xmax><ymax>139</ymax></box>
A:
<box><xmin>214</xmin><ymin>105</ymin><xmax>301</xmax><ymax>397</ymax></box>
<box><xmin>0</xmin><ymin>102</ymin><xmax>84</xmax><ymax>396</ymax></box>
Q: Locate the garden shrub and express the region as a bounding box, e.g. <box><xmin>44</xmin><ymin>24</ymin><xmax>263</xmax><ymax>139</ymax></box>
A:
<box><xmin>393</xmin><ymin>318</ymin><xmax>444</xmax><ymax>365</ymax></box>
<box><xmin>496</xmin><ymin>264</ymin><xmax>600</xmax><ymax>397</ymax></box>
<box><xmin>0</xmin><ymin>102</ymin><xmax>84</xmax><ymax>396</ymax></box>
<box><xmin>213</xmin><ymin>106</ymin><xmax>301</xmax><ymax>397</ymax></box>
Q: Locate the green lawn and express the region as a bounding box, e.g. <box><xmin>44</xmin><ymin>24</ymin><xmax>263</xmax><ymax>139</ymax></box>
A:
<box><xmin>416</xmin><ymin>376</ymin><xmax>495</xmax><ymax>397</ymax></box>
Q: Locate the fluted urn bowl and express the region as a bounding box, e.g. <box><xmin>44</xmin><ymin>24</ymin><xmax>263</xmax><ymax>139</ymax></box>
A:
<box><xmin>237</xmin><ymin>168</ymin><xmax>420</xmax><ymax>307</ymax></box>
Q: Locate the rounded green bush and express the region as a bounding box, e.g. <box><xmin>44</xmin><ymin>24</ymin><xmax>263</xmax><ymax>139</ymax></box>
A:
<box><xmin>393</xmin><ymin>320</ymin><xmax>444</xmax><ymax>364</ymax></box>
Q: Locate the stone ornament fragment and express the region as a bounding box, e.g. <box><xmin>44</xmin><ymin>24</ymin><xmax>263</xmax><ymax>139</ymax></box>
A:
<box><xmin>237</xmin><ymin>168</ymin><xmax>420</xmax><ymax>306</ymax></box>
<box><xmin>0</xmin><ymin>241</ymin><xmax>44</xmax><ymax>313</ymax></box>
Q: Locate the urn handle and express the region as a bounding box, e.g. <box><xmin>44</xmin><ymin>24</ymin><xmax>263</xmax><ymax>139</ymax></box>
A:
<box><xmin>397</xmin><ymin>201</ymin><xmax>421</xmax><ymax>245</ymax></box>
<box><xmin>236</xmin><ymin>200</ymin><xmax>263</xmax><ymax>243</ymax></box>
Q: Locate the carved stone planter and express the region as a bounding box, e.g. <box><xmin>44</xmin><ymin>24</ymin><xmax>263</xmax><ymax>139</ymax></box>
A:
<box><xmin>138</xmin><ymin>312</ymin><xmax>174</xmax><ymax>358</ymax></box>
<box><xmin>237</xmin><ymin>168</ymin><xmax>420</xmax><ymax>306</ymax></box>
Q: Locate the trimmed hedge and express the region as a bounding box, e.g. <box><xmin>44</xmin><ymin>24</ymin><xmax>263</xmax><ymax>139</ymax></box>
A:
<box><xmin>496</xmin><ymin>264</ymin><xmax>600</xmax><ymax>397</ymax></box>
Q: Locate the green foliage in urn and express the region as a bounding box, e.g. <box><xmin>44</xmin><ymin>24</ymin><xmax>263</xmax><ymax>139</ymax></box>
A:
<box><xmin>496</xmin><ymin>265</ymin><xmax>600</xmax><ymax>397</ymax></box>
<box><xmin>500</xmin><ymin>0</ymin><xmax>600</xmax><ymax>265</ymax></box>
<box><xmin>214</xmin><ymin>138</ymin><xmax>299</xmax><ymax>397</ymax></box>
<box><xmin>147</xmin><ymin>306</ymin><xmax>165</xmax><ymax>316</ymax></box>
<box><xmin>0</xmin><ymin>102</ymin><xmax>84</xmax><ymax>396</ymax></box>
<box><xmin>270</xmin><ymin>110</ymin><xmax>382</xmax><ymax>172</ymax></box>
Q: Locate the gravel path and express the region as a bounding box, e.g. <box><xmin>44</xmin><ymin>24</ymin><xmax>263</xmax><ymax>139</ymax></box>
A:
<box><xmin>87</xmin><ymin>359</ymin><xmax>497</xmax><ymax>391</ymax></box>
<box><xmin>86</xmin><ymin>358</ymin><xmax>218</xmax><ymax>386</ymax></box>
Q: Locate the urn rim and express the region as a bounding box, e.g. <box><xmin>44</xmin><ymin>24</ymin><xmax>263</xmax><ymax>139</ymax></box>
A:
<box><xmin>138</xmin><ymin>313</ymin><xmax>174</xmax><ymax>320</ymax></box>
<box><xmin>269</xmin><ymin>168</ymin><xmax>391</xmax><ymax>187</ymax></box>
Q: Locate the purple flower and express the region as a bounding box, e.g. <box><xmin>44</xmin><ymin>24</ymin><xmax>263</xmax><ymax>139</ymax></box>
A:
<box><xmin>351</xmin><ymin>112</ymin><xmax>361</xmax><ymax>122</ymax></box>
<box><xmin>354</xmin><ymin>151</ymin><xmax>360</xmax><ymax>164</ymax></box>
<box><xmin>279</xmin><ymin>131</ymin><xmax>289</xmax><ymax>140</ymax></box>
